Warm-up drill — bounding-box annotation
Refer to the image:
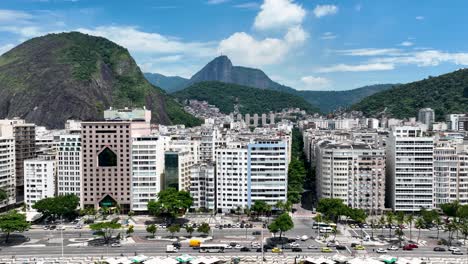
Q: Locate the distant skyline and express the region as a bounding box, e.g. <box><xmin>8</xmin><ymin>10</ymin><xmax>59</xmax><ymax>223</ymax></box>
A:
<box><xmin>1</xmin><ymin>0</ymin><xmax>468</xmax><ymax>90</ymax></box>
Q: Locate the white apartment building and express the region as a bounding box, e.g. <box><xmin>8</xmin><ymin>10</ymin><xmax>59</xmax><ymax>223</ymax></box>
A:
<box><xmin>164</xmin><ymin>146</ymin><xmax>195</xmax><ymax>192</ymax></box>
<box><xmin>0</xmin><ymin>136</ymin><xmax>15</xmax><ymax>211</ymax></box>
<box><xmin>387</xmin><ymin>126</ymin><xmax>434</xmax><ymax>211</ymax></box>
<box><xmin>131</xmin><ymin>135</ymin><xmax>164</xmax><ymax>211</ymax></box>
<box><xmin>190</xmin><ymin>163</ymin><xmax>216</xmax><ymax>210</ymax></box>
<box><xmin>316</xmin><ymin>142</ymin><xmax>386</xmax><ymax>213</ymax></box>
<box><xmin>24</xmin><ymin>157</ymin><xmax>56</xmax><ymax>210</ymax></box>
<box><xmin>433</xmin><ymin>140</ymin><xmax>468</xmax><ymax>207</ymax></box>
<box><xmin>57</xmin><ymin>134</ymin><xmax>81</xmax><ymax>197</ymax></box>
<box><xmin>215</xmin><ymin>139</ymin><xmax>288</xmax><ymax>212</ymax></box>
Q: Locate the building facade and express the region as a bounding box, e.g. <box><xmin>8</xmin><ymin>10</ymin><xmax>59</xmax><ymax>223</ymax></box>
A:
<box><xmin>24</xmin><ymin>157</ymin><xmax>56</xmax><ymax>210</ymax></box>
<box><xmin>0</xmin><ymin>137</ymin><xmax>15</xmax><ymax>211</ymax></box>
<box><xmin>57</xmin><ymin>134</ymin><xmax>81</xmax><ymax>197</ymax></box>
<box><xmin>190</xmin><ymin>163</ymin><xmax>216</xmax><ymax>211</ymax></box>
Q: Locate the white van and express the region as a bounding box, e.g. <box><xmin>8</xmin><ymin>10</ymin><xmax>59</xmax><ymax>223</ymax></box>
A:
<box><xmin>319</xmin><ymin>227</ymin><xmax>333</xmax><ymax>233</ymax></box>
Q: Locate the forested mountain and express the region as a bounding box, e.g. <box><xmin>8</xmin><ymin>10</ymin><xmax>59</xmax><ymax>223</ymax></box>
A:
<box><xmin>353</xmin><ymin>69</ymin><xmax>468</xmax><ymax>119</ymax></box>
<box><xmin>145</xmin><ymin>56</ymin><xmax>394</xmax><ymax>113</ymax></box>
<box><xmin>143</xmin><ymin>73</ymin><xmax>189</xmax><ymax>93</ymax></box>
<box><xmin>0</xmin><ymin>32</ymin><xmax>201</xmax><ymax>128</ymax></box>
<box><xmin>174</xmin><ymin>81</ymin><xmax>319</xmax><ymax>114</ymax></box>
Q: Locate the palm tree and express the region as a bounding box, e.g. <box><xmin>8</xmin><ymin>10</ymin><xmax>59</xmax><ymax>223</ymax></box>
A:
<box><xmin>314</xmin><ymin>213</ymin><xmax>323</xmax><ymax>238</ymax></box>
<box><xmin>445</xmin><ymin>221</ymin><xmax>459</xmax><ymax>246</ymax></box>
<box><xmin>379</xmin><ymin>215</ymin><xmax>386</xmax><ymax>237</ymax></box>
<box><xmin>395</xmin><ymin>228</ymin><xmax>404</xmax><ymax>248</ymax></box>
<box><xmin>386</xmin><ymin>212</ymin><xmax>394</xmax><ymax>238</ymax></box>
<box><xmin>459</xmin><ymin>220</ymin><xmax>468</xmax><ymax>245</ymax></box>
<box><xmin>434</xmin><ymin>217</ymin><xmax>443</xmax><ymax>240</ymax></box>
<box><xmin>415</xmin><ymin>217</ymin><xmax>425</xmax><ymax>243</ymax></box>
<box><xmin>405</xmin><ymin>214</ymin><xmax>414</xmax><ymax>242</ymax></box>
<box><xmin>370</xmin><ymin>219</ymin><xmax>376</xmax><ymax>239</ymax></box>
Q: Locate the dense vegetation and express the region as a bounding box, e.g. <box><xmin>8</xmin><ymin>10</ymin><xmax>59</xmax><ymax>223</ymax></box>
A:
<box><xmin>296</xmin><ymin>84</ymin><xmax>395</xmax><ymax>113</ymax></box>
<box><xmin>0</xmin><ymin>32</ymin><xmax>200</xmax><ymax>128</ymax></box>
<box><xmin>353</xmin><ymin>69</ymin><xmax>468</xmax><ymax>120</ymax></box>
<box><xmin>174</xmin><ymin>81</ymin><xmax>319</xmax><ymax>114</ymax></box>
<box><xmin>144</xmin><ymin>73</ymin><xmax>189</xmax><ymax>93</ymax></box>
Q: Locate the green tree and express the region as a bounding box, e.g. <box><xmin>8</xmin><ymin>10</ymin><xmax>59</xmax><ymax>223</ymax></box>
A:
<box><xmin>395</xmin><ymin>228</ymin><xmax>404</xmax><ymax>248</ymax></box>
<box><xmin>127</xmin><ymin>211</ymin><xmax>135</xmax><ymax>218</ymax></box>
<box><xmin>0</xmin><ymin>210</ymin><xmax>30</xmax><ymax>243</ymax></box>
<box><xmin>313</xmin><ymin>213</ymin><xmax>323</xmax><ymax>237</ymax></box>
<box><xmin>440</xmin><ymin>201</ymin><xmax>460</xmax><ymax>217</ymax></box>
<box><xmin>32</xmin><ymin>194</ymin><xmax>79</xmax><ymax>219</ymax></box>
<box><xmin>0</xmin><ymin>189</ymin><xmax>7</xmax><ymax>201</ymax></box>
<box><xmin>126</xmin><ymin>225</ymin><xmax>134</xmax><ymax>237</ymax></box>
<box><xmin>270</xmin><ymin>213</ymin><xmax>294</xmax><ymax>239</ymax></box>
<box><xmin>197</xmin><ymin>222</ymin><xmax>211</xmax><ymax>236</ymax></box>
<box><xmin>415</xmin><ymin>217</ymin><xmax>425</xmax><ymax>243</ymax></box>
<box><xmin>185</xmin><ymin>225</ymin><xmax>195</xmax><ymax>237</ymax></box>
<box><xmin>445</xmin><ymin>221</ymin><xmax>458</xmax><ymax>246</ymax></box>
<box><xmin>251</xmin><ymin>200</ymin><xmax>271</xmax><ymax>219</ymax></box>
<box><xmin>268</xmin><ymin>222</ymin><xmax>280</xmax><ymax>237</ymax></box>
<box><xmin>349</xmin><ymin>208</ymin><xmax>367</xmax><ymax>239</ymax></box>
<box><xmin>147</xmin><ymin>188</ymin><xmax>193</xmax><ymax>219</ymax></box>
<box><xmin>317</xmin><ymin>198</ymin><xmax>349</xmax><ymax>223</ymax></box>
<box><xmin>405</xmin><ymin>214</ymin><xmax>414</xmax><ymax>242</ymax></box>
<box><xmin>168</xmin><ymin>224</ymin><xmax>180</xmax><ymax>238</ymax></box>
<box><xmin>434</xmin><ymin>216</ymin><xmax>443</xmax><ymax>240</ymax></box>
<box><xmin>379</xmin><ymin>215</ymin><xmax>386</xmax><ymax>237</ymax></box>
<box><xmin>89</xmin><ymin>221</ymin><xmax>122</xmax><ymax>244</ymax></box>
<box><xmin>146</xmin><ymin>224</ymin><xmax>157</xmax><ymax>238</ymax></box>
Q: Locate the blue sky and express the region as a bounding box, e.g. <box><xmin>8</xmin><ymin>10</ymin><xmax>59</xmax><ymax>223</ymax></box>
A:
<box><xmin>1</xmin><ymin>0</ymin><xmax>468</xmax><ymax>91</ymax></box>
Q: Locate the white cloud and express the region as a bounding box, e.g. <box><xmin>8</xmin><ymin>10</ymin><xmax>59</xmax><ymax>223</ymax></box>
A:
<box><xmin>207</xmin><ymin>0</ymin><xmax>230</xmax><ymax>4</ymax></box>
<box><xmin>399</xmin><ymin>41</ymin><xmax>413</xmax><ymax>47</ymax></box>
<box><xmin>321</xmin><ymin>32</ymin><xmax>337</xmax><ymax>40</ymax></box>
<box><xmin>218</xmin><ymin>26</ymin><xmax>307</xmax><ymax>67</ymax></box>
<box><xmin>336</xmin><ymin>48</ymin><xmax>402</xmax><ymax>56</ymax></box>
<box><xmin>371</xmin><ymin>50</ymin><xmax>468</xmax><ymax>67</ymax></box>
<box><xmin>313</xmin><ymin>5</ymin><xmax>338</xmax><ymax>18</ymax></box>
<box><xmin>416</xmin><ymin>16</ymin><xmax>425</xmax><ymax>20</ymax></box>
<box><xmin>0</xmin><ymin>10</ymin><xmax>32</xmax><ymax>23</ymax></box>
<box><xmin>234</xmin><ymin>2</ymin><xmax>260</xmax><ymax>9</ymax></box>
<box><xmin>0</xmin><ymin>43</ymin><xmax>15</xmax><ymax>55</ymax></box>
<box><xmin>0</xmin><ymin>26</ymin><xmax>44</xmax><ymax>38</ymax></box>
<box><xmin>300</xmin><ymin>76</ymin><xmax>331</xmax><ymax>90</ymax></box>
<box><xmin>253</xmin><ymin>0</ymin><xmax>306</xmax><ymax>31</ymax></box>
<box><xmin>76</xmin><ymin>26</ymin><xmax>216</xmax><ymax>57</ymax></box>
<box><xmin>317</xmin><ymin>63</ymin><xmax>394</xmax><ymax>73</ymax></box>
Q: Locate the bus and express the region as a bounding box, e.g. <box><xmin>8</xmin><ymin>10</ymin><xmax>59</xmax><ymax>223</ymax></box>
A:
<box><xmin>199</xmin><ymin>244</ymin><xmax>228</xmax><ymax>253</ymax></box>
<box><xmin>312</xmin><ymin>222</ymin><xmax>333</xmax><ymax>229</ymax></box>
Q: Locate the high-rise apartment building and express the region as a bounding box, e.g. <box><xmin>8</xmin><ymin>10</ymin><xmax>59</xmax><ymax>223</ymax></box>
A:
<box><xmin>131</xmin><ymin>135</ymin><xmax>164</xmax><ymax>211</ymax></box>
<box><xmin>0</xmin><ymin>136</ymin><xmax>15</xmax><ymax>211</ymax></box>
<box><xmin>215</xmin><ymin>139</ymin><xmax>288</xmax><ymax>212</ymax></box>
<box><xmin>316</xmin><ymin>142</ymin><xmax>386</xmax><ymax>213</ymax></box>
<box><xmin>24</xmin><ymin>157</ymin><xmax>56</xmax><ymax>210</ymax></box>
<box><xmin>418</xmin><ymin>108</ymin><xmax>435</xmax><ymax>128</ymax></box>
<box><xmin>190</xmin><ymin>163</ymin><xmax>216</xmax><ymax>211</ymax></box>
<box><xmin>57</xmin><ymin>134</ymin><xmax>81</xmax><ymax>197</ymax></box>
<box><xmin>387</xmin><ymin>126</ymin><xmax>434</xmax><ymax>211</ymax></box>
<box><xmin>0</xmin><ymin>119</ymin><xmax>36</xmax><ymax>202</ymax></box>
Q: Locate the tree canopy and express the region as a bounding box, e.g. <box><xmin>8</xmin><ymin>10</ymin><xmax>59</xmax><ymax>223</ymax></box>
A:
<box><xmin>147</xmin><ymin>188</ymin><xmax>193</xmax><ymax>218</ymax></box>
<box><xmin>32</xmin><ymin>194</ymin><xmax>79</xmax><ymax>219</ymax></box>
<box><xmin>0</xmin><ymin>210</ymin><xmax>30</xmax><ymax>243</ymax></box>
<box><xmin>89</xmin><ymin>221</ymin><xmax>122</xmax><ymax>244</ymax></box>
<box><xmin>269</xmin><ymin>213</ymin><xmax>294</xmax><ymax>238</ymax></box>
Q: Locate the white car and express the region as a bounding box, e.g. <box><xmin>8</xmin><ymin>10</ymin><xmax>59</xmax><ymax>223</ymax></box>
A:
<box><xmin>295</xmin><ymin>236</ymin><xmax>301</xmax><ymax>240</ymax></box>
<box><xmin>57</xmin><ymin>226</ymin><xmax>66</xmax><ymax>231</ymax></box>
<box><xmin>235</xmin><ymin>244</ymin><xmax>242</xmax><ymax>249</ymax></box>
<box><xmin>387</xmin><ymin>245</ymin><xmax>399</xmax><ymax>251</ymax></box>
<box><xmin>301</xmin><ymin>235</ymin><xmax>309</xmax><ymax>241</ymax></box>
<box><xmin>111</xmin><ymin>243</ymin><xmax>121</xmax><ymax>247</ymax></box>
<box><xmin>376</xmin><ymin>248</ymin><xmax>387</xmax><ymax>253</ymax></box>
<box><xmin>449</xmin><ymin>246</ymin><xmax>460</xmax><ymax>252</ymax></box>
<box><xmin>290</xmin><ymin>242</ymin><xmax>300</xmax><ymax>248</ymax></box>
<box><xmin>74</xmin><ymin>225</ymin><xmax>82</xmax><ymax>229</ymax></box>
<box><xmin>225</xmin><ymin>245</ymin><xmax>233</xmax><ymax>249</ymax></box>
<box><xmin>308</xmin><ymin>245</ymin><xmax>319</xmax><ymax>249</ymax></box>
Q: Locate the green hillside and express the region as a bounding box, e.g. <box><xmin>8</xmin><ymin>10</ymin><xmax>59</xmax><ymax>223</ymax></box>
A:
<box><xmin>174</xmin><ymin>81</ymin><xmax>319</xmax><ymax>114</ymax></box>
<box><xmin>353</xmin><ymin>69</ymin><xmax>468</xmax><ymax>119</ymax></box>
<box><xmin>0</xmin><ymin>32</ymin><xmax>201</xmax><ymax>128</ymax></box>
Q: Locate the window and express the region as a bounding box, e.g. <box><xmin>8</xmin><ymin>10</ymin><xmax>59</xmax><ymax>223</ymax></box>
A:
<box><xmin>98</xmin><ymin>147</ymin><xmax>117</xmax><ymax>167</ymax></box>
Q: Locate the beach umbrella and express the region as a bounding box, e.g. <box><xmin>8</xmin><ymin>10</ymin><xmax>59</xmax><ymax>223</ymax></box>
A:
<box><xmin>176</xmin><ymin>254</ymin><xmax>195</xmax><ymax>263</ymax></box>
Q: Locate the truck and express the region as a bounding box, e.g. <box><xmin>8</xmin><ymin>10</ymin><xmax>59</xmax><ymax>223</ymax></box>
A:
<box><xmin>166</xmin><ymin>245</ymin><xmax>179</xmax><ymax>253</ymax></box>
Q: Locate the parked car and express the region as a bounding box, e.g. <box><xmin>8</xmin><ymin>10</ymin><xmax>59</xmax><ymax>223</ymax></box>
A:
<box><xmin>308</xmin><ymin>245</ymin><xmax>319</xmax><ymax>250</ymax></box>
<box><xmin>252</xmin><ymin>231</ymin><xmax>261</xmax><ymax>235</ymax></box>
<box><xmin>376</xmin><ymin>248</ymin><xmax>387</xmax><ymax>253</ymax></box>
<box><xmin>452</xmin><ymin>250</ymin><xmax>463</xmax><ymax>255</ymax></box>
<box><xmin>240</xmin><ymin>247</ymin><xmax>250</xmax><ymax>252</ymax></box>
<box><xmin>354</xmin><ymin>245</ymin><xmax>365</xmax><ymax>250</ymax></box>
<box><xmin>256</xmin><ymin>248</ymin><xmax>262</xmax><ymax>252</ymax></box>
<box><xmin>235</xmin><ymin>244</ymin><xmax>242</xmax><ymax>249</ymax></box>
<box><xmin>408</xmin><ymin>243</ymin><xmax>418</xmax><ymax>249</ymax></box>
<box><xmin>111</xmin><ymin>243</ymin><xmax>121</xmax><ymax>247</ymax></box>
<box><xmin>433</xmin><ymin>247</ymin><xmax>446</xmax><ymax>252</ymax></box>
<box><xmin>290</xmin><ymin>242</ymin><xmax>300</xmax><ymax>248</ymax></box>
<box><xmin>292</xmin><ymin>248</ymin><xmax>302</xmax><ymax>252</ymax></box>
<box><xmin>301</xmin><ymin>235</ymin><xmax>308</xmax><ymax>241</ymax></box>
<box><xmin>336</xmin><ymin>245</ymin><xmax>346</xmax><ymax>250</ymax></box>
<box><xmin>229</xmin><ymin>242</ymin><xmax>238</xmax><ymax>247</ymax></box>
<box><xmin>449</xmin><ymin>246</ymin><xmax>460</xmax><ymax>252</ymax></box>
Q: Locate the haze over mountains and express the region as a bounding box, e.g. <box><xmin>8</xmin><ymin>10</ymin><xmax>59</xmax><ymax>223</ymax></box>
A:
<box><xmin>144</xmin><ymin>56</ymin><xmax>394</xmax><ymax>113</ymax></box>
